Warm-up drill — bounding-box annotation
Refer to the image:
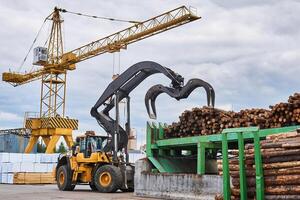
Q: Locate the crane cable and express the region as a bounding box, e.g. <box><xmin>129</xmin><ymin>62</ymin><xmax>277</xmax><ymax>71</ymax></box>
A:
<box><xmin>58</xmin><ymin>8</ymin><xmax>140</xmax><ymax>24</ymax></box>
<box><xmin>18</xmin><ymin>8</ymin><xmax>138</xmax><ymax>74</ymax></box>
<box><xmin>17</xmin><ymin>17</ymin><xmax>49</xmax><ymax>73</ymax></box>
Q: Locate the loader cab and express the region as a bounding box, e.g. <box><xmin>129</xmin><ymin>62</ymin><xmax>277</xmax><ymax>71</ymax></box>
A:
<box><xmin>75</xmin><ymin>133</ymin><xmax>108</xmax><ymax>158</ymax></box>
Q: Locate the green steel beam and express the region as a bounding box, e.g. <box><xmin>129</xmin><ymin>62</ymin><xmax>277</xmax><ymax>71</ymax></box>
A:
<box><xmin>222</xmin><ymin>132</ymin><xmax>231</xmax><ymax>200</ymax></box>
<box><xmin>222</xmin><ymin>126</ymin><xmax>259</xmax><ymax>133</ymax></box>
<box><xmin>238</xmin><ymin>132</ymin><xmax>247</xmax><ymax>200</ymax></box>
<box><xmin>158</xmin><ymin>123</ymin><xmax>164</xmax><ymax>140</ymax></box>
<box><xmin>148</xmin><ymin>156</ymin><xmax>167</xmax><ymax>173</ymax></box>
<box><xmin>158</xmin><ymin>123</ymin><xmax>167</xmax><ymax>156</ymax></box>
<box><xmin>155</xmin><ymin>125</ymin><xmax>300</xmax><ymax>147</ymax></box>
<box><xmin>254</xmin><ymin>131</ymin><xmax>265</xmax><ymax>200</ymax></box>
<box><xmin>197</xmin><ymin>143</ymin><xmax>206</xmax><ymax>175</ymax></box>
<box><xmin>152</xmin><ymin>122</ymin><xmax>158</xmax><ymax>141</ymax></box>
<box><xmin>146</xmin><ymin>122</ymin><xmax>154</xmax><ymax>157</ymax></box>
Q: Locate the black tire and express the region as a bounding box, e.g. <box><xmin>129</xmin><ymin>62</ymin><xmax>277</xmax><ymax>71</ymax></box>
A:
<box><xmin>89</xmin><ymin>182</ymin><xmax>97</xmax><ymax>191</ymax></box>
<box><xmin>56</xmin><ymin>165</ymin><xmax>75</xmax><ymax>191</ymax></box>
<box><xmin>69</xmin><ymin>184</ymin><xmax>76</xmax><ymax>191</ymax></box>
<box><xmin>121</xmin><ymin>188</ymin><xmax>134</xmax><ymax>192</ymax></box>
<box><xmin>94</xmin><ymin>165</ymin><xmax>123</xmax><ymax>193</ymax></box>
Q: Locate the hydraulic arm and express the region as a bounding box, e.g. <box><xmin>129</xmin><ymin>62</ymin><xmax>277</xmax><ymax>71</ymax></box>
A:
<box><xmin>90</xmin><ymin>61</ymin><xmax>216</xmax><ymax>163</ymax></box>
<box><xmin>90</xmin><ymin>61</ymin><xmax>184</xmax><ymax>159</ymax></box>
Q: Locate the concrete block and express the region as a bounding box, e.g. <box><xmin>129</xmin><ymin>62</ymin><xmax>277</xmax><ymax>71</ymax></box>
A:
<box><xmin>47</xmin><ymin>163</ymin><xmax>56</xmax><ymax>172</ymax></box>
<box><xmin>0</xmin><ymin>153</ymin><xmax>10</xmax><ymax>163</ymax></box>
<box><xmin>134</xmin><ymin>159</ymin><xmax>223</xmax><ymax>200</ymax></box>
<box><xmin>7</xmin><ymin>163</ymin><xmax>21</xmax><ymax>173</ymax></box>
<box><xmin>22</xmin><ymin>154</ymin><xmax>36</xmax><ymax>163</ymax></box>
<box><xmin>9</xmin><ymin>153</ymin><xmax>23</xmax><ymax>163</ymax></box>
<box><xmin>34</xmin><ymin>163</ymin><xmax>48</xmax><ymax>172</ymax></box>
<box><xmin>20</xmin><ymin>163</ymin><xmax>35</xmax><ymax>172</ymax></box>
<box><xmin>40</xmin><ymin>154</ymin><xmax>59</xmax><ymax>163</ymax></box>
<box><xmin>51</xmin><ymin>154</ymin><xmax>59</xmax><ymax>163</ymax></box>
<box><xmin>1</xmin><ymin>163</ymin><xmax>11</xmax><ymax>173</ymax></box>
<box><xmin>40</xmin><ymin>154</ymin><xmax>52</xmax><ymax>163</ymax></box>
<box><xmin>35</xmin><ymin>154</ymin><xmax>42</xmax><ymax>163</ymax></box>
<box><xmin>7</xmin><ymin>173</ymin><xmax>13</xmax><ymax>184</ymax></box>
<box><xmin>1</xmin><ymin>173</ymin><xmax>7</xmax><ymax>183</ymax></box>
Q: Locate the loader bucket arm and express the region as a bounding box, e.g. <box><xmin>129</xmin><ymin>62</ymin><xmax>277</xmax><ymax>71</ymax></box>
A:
<box><xmin>145</xmin><ymin>78</ymin><xmax>215</xmax><ymax>119</ymax></box>
<box><xmin>90</xmin><ymin>61</ymin><xmax>184</xmax><ymax>152</ymax></box>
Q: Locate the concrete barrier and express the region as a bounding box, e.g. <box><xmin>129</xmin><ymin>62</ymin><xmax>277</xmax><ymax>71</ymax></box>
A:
<box><xmin>134</xmin><ymin>159</ymin><xmax>222</xmax><ymax>200</ymax></box>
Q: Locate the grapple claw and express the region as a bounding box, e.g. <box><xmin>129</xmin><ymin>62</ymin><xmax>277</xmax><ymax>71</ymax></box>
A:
<box><xmin>179</xmin><ymin>78</ymin><xmax>215</xmax><ymax>107</ymax></box>
<box><xmin>145</xmin><ymin>78</ymin><xmax>215</xmax><ymax>119</ymax></box>
<box><xmin>145</xmin><ymin>84</ymin><xmax>175</xmax><ymax>119</ymax></box>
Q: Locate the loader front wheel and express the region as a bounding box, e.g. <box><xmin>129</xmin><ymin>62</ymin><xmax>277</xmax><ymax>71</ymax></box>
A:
<box><xmin>56</xmin><ymin>165</ymin><xmax>75</xmax><ymax>191</ymax></box>
<box><xmin>94</xmin><ymin>165</ymin><xmax>122</xmax><ymax>193</ymax></box>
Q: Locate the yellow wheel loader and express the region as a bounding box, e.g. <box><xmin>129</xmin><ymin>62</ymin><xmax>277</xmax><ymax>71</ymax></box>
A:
<box><xmin>56</xmin><ymin>131</ymin><xmax>134</xmax><ymax>192</ymax></box>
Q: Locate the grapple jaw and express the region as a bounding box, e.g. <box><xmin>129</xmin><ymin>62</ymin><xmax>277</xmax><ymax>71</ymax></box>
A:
<box><xmin>145</xmin><ymin>78</ymin><xmax>215</xmax><ymax>119</ymax></box>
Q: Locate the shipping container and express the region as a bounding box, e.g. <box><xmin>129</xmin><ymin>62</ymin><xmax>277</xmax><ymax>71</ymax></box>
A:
<box><xmin>0</xmin><ymin>133</ymin><xmax>37</xmax><ymax>153</ymax></box>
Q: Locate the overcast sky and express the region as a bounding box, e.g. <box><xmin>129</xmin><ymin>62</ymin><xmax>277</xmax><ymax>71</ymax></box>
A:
<box><xmin>0</xmin><ymin>0</ymin><xmax>299</xmax><ymax>147</ymax></box>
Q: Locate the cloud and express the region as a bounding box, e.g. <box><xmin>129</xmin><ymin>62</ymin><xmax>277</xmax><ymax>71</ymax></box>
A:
<box><xmin>0</xmin><ymin>110</ymin><xmax>23</xmax><ymax>130</ymax></box>
<box><xmin>0</xmin><ymin>111</ymin><xmax>22</xmax><ymax>122</ymax></box>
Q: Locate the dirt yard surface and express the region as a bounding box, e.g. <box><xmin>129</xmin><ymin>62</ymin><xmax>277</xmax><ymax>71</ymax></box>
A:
<box><xmin>0</xmin><ymin>184</ymin><xmax>159</xmax><ymax>200</ymax></box>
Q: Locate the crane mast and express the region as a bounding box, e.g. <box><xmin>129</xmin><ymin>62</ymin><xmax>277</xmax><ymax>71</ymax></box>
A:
<box><xmin>2</xmin><ymin>6</ymin><xmax>200</xmax><ymax>153</ymax></box>
<box><xmin>42</xmin><ymin>7</ymin><xmax>66</xmax><ymax>118</ymax></box>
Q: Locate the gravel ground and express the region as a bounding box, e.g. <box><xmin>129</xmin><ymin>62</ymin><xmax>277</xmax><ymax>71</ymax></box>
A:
<box><xmin>0</xmin><ymin>184</ymin><xmax>159</xmax><ymax>200</ymax></box>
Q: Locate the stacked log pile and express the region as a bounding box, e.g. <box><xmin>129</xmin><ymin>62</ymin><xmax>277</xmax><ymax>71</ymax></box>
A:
<box><xmin>165</xmin><ymin>93</ymin><xmax>300</xmax><ymax>138</ymax></box>
<box><xmin>270</xmin><ymin>93</ymin><xmax>300</xmax><ymax>128</ymax></box>
<box><xmin>217</xmin><ymin>130</ymin><xmax>300</xmax><ymax>200</ymax></box>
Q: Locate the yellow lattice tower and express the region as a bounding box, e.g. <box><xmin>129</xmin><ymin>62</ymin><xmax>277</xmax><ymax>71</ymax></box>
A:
<box><xmin>24</xmin><ymin>8</ymin><xmax>77</xmax><ymax>153</ymax></box>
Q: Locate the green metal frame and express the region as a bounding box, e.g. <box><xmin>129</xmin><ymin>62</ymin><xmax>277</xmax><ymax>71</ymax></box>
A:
<box><xmin>146</xmin><ymin>122</ymin><xmax>300</xmax><ymax>200</ymax></box>
<box><xmin>146</xmin><ymin>122</ymin><xmax>222</xmax><ymax>174</ymax></box>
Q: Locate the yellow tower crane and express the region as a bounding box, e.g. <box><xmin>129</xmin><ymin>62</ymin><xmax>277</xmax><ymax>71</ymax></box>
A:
<box><xmin>2</xmin><ymin>6</ymin><xmax>200</xmax><ymax>153</ymax></box>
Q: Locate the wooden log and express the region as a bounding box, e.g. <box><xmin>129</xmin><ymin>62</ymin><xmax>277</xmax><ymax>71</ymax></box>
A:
<box><xmin>246</xmin><ymin>149</ymin><xmax>300</xmax><ymax>159</ymax></box>
<box><xmin>263</xmin><ymin>155</ymin><xmax>300</xmax><ymax>164</ymax></box>
<box><xmin>214</xmin><ymin>194</ymin><xmax>223</xmax><ymax>200</ymax></box>
<box><xmin>265</xmin><ymin>195</ymin><xmax>300</xmax><ymax>200</ymax></box>
<box><xmin>266</xmin><ymin>132</ymin><xmax>300</xmax><ymax>140</ymax></box>
<box><xmin>262</xmin><ymin>161</ymin><xmax>300</xmax><ymax>169</ymax></box>
<box><xmin>232</xmin><ymin>185</ymin><xmax>300</xmax><ymax>196</ymax></box>
<box><xmin>265</xmin><ymin>186</ymin><xmax>300</xmax><ymax>195</ymax></box>
<box><xmin>232</xmin><ymin>175</ymin><xmax>300</xmax><ymax>187</ymax></box>
<box><xmin>228</xmin><ymin>167</ymin><xmax>300</xmax><ymax>178</ymax></box>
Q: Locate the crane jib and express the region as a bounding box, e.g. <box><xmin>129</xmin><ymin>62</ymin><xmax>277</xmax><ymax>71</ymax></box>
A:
<box><xmin>2</xmin><ymin>6</ymin><xmax>200</xmax><ymax>86</ymax></box>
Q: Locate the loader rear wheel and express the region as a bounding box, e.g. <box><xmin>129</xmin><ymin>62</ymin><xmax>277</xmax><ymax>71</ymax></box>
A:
<box><xmin>94</xmin><ymin>165</ymin><xmax>122</xmax><ymax>193</ymax></box>
<box><xmin>56</xmin><ymin>165</ymin><xmax>75</xmax><ymax>191</ymax></box>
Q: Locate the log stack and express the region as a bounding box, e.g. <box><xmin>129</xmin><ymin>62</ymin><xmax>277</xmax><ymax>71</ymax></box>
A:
<box><xmin>270</xmin><ymin>93</ymin><xmax>300</xmax><ymax>128</ymax></box>
<box><xmin>166</xmin><ymin>93</ymin><xmax>300</xmax><ymax>138</ymax></box>
<box><xmin>217</xmin><ymin>130</ymin><xmax>300</xmax><ymax>200</ymax></box>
